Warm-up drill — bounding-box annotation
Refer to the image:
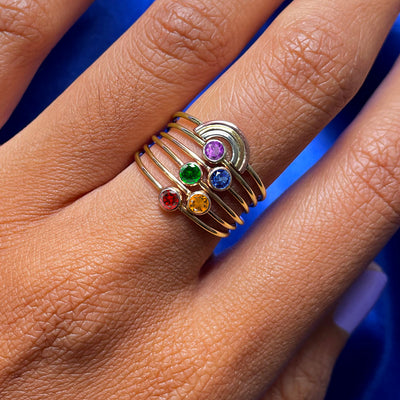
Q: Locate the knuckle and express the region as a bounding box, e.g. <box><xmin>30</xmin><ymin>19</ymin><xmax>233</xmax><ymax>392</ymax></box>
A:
<box><xmin>142</xmin><ymin>1</ymin><xmax>231</xmax><ymax>73</ymax></box>
<box><xmin>271</xmin><ymin>359</ymin><xmax>329</xmax><ymax>400</ymax></box>
<box><xmin>1</xmin><ymin>232</ymin><xmax>188</xmax><ymax>383</ymax></box>
<box><xmin>268</xmin><ymin>16</ymin><xmax>362</xmax><ymax>115</ymax></box>
<box><xmin>165</xmin><ymin>321</ymin><xmax>226</xmax><ymax>398</ymax></box>
<box><xmin>4</xmin><ymin>267</ymin><xmax>116</xmax><ymax>365</ymax></box>
<box><xmin>2</xmin><ymin>248</ymin><xmax>147</xmax><ymax>377</ymax></box>
<box><xmin>290</xmin><ymin>357</ymin><xmax>329</xmax><ymax>399</ymax></box>
<box><xmin>349</xmin><ymin>118</ymin><xmax>400</xmax><ymax>222</ymax></box>
<box><xmin>139</xmin><ymin>308</ymin><xmax>229</xmax><ymax>399</ymax></box>
<box><xmin>0</xmin><ymin>1</ymin><xmax>48</xmax><ymax>56</ymax></box>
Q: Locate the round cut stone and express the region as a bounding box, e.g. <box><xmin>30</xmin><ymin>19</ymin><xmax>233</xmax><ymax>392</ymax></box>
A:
<box><xmin>209</xmin><ymin>168</ymin><xmax>232</xmax><ymax>191</ymax></box>
<box><xmin>159</xmin><ymin>188</ymin><xmax>181</xmax><ymax>211</ymax></box>
<box><xmin>187</xmin><ymin>192</ymin><xmax>210</xmax><ymax>215</ymax></box>
<box><xmin>204</xmin><ymin>140</ymin><xmax>225</xmax><ymax>162</ymax></box>
<box><xmin>180</xmin><ymin>162</ymin><xmax>202</xmax><ymax>185</ymax></box>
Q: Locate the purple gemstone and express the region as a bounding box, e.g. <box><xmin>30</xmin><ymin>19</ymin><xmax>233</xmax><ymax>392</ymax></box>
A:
<box><xmin>204</xmin><ymin>140</ymin><xmax>225</xmax><ymax>162</ymax></box>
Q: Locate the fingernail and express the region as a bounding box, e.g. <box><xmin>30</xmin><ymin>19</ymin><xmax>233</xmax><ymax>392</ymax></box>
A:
<box><xmin>333</xmin><ymin>262</ymin><xmax>388</xmax><ymax>335</ymax></box>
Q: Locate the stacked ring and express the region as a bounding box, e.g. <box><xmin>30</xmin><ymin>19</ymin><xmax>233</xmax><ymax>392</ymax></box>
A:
<box><xmin>134</xmin><ymin>112</ymin><xmax>266</xmax><ymax>237</ymax></box>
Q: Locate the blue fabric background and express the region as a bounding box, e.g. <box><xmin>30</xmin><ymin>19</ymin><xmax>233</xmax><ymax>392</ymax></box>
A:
<box><xmin>0</xmin><ymin>1</ymin><xmax>399</xmax><ymax>398</ymax></box>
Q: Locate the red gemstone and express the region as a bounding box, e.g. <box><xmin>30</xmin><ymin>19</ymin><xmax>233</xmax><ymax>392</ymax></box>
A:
<box><xmin>159</xmin><ymin>188</ymin><xmax>180</xmax><ymax>211</ymax></box>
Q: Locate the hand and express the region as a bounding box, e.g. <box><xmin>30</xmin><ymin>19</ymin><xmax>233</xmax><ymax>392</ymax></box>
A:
<box><xmin>0</xmin><ymin>0</ymin><xmax>398</xmax><ymax>399</ymax></box>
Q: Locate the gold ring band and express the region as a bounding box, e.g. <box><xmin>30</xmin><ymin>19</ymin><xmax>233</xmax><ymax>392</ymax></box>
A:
<box><xmin>134</xmin><ymin>112</ymin><xmax>266</xmax><ymax>237</ymax></box>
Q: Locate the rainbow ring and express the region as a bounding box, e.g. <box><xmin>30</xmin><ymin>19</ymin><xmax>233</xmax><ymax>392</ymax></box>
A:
<box><xmin>135</xmin><ymin>112</ymin><xmax>266</xmax><ymax>238</ymax></box>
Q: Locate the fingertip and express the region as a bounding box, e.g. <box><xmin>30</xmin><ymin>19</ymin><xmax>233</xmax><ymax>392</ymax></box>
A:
<box><xmin>333</xmin><ymin>263</ymin><xmax>388</xmax><ymax>335</ymax></box>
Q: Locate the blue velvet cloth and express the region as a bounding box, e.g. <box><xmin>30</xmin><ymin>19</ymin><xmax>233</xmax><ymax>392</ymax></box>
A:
<box><xmin>0</xmin><ymin>1</ymin><xmax>399</xmax><ymax>398</ymax></box>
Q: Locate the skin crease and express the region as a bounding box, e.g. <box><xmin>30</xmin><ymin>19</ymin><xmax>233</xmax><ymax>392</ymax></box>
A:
<box><xmin>0</xmin><ymin>0</ymin><xmax>283</xmax><ymax>212</ymax></box>
<box><xmin>0</xmin><ymin>0</ymin><xmax>399</xmax><ymax>400</ymax></box>
<box><xmin>0</xmin><ymin>0</ymin><xmax>94</xmax><ymax>126</ymax></box>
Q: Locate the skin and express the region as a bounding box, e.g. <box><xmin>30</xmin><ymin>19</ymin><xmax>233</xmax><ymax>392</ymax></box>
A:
<box><xmin>0</xmin><ymin>0</ymin><xmax>399</xmax><ymax>398</ymax></box>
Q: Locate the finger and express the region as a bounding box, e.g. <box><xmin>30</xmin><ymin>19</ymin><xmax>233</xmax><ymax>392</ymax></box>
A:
<box><xmin>189</xmin><ymin>0</ymin><xmax>400</xmax><ymax>186</ymax></box>
<box><xmin>198</xmin><ymin>56</ymin><xmax>400</xmax><ymax>398</ymax></box>
<box><xmin>263</xmin><ymin>264</ymin><xmax>387</xmax><ymax>400</ymax></box>
<box><xmin>265</xmin><ymin>321</ymin><xmax>347</xmax><ymax>400</ymax></box>
<box><xmin>0</xmin><ymin>0</ymin><xmax>93</xmax><ymax>127</ymax></box>
<box><xmin>69</xmin><ymin>0</ymin><xmax>400</xmax><ymax>276</ymax></box>
<box><xmin>0</xmin><ymin>0</ymin><xmax>282</xmax><ymax>212</ymax></box>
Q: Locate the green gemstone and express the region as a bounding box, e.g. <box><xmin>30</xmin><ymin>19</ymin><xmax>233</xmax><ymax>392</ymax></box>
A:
<box><xmin>180</xmin><ymin>162</ymin><xmax>202</xmax><ymax>185</ymax></box>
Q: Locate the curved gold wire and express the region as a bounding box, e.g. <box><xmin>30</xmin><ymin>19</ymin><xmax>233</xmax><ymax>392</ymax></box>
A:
<box><xmin>152</xmin><ymin>135</ymin><xmax>245</xmax><ymax>225</ymax></box>
<box><xmin>151</xmin><ymin>136</ymin><xmax>186</xmax><ymax>166</ymax></box>
<box><xmin>180</xmin><ymin>208</ymin><xmax>229</xmax><ymax>238</ymax></box>
<box><xmin>135</xmin><ymin>151</ymin><xmax>162</xmax><ymax>191</ymax></box>
<box><xmin>155</xmin><ymin>133</ymin><xmax>206</xmax><ymax>168</ymax></box>
<box><xmin>143</xmin><ymin>145</ymin><xmax>188</xmax><ymax>194</ymax></box>
<box><xmin>222</xmin><ymin>159</ymin><xmax>258</xmax><ymax>206</ymax></box>
<box><xmin>247</xmin><ymin>164</ymin><xmax>267</xmax><ymax>202</ymax></box>
<box><xmin>173</xmin><ymin>111</ymin><xmax>202</xmax><ymax>126</ymax></box>
<box><xmin>167</xmin><ymin>122</ymin><xmax>204</xmax><ymax>146</ymax></box>
<box><xmin>143</xmin><ymin>145</ymin><xmax>235</xmax><ymax>231</ymax></box>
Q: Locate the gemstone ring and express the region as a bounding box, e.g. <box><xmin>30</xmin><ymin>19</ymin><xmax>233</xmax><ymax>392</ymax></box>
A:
<box><xmin>134</xmin><ymin>112</ymin><xmax>266</xmax><ymax>237</ymax></box>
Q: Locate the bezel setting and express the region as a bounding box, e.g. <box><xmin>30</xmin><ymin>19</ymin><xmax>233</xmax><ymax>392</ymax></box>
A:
<box><xmin>187</xmin><ymin>191</ymin><xmax>211</xmax><ymax>215</ymax></box>
<box><xmin>203</xmin><ymin>139</ymin><xmax>226</xmax><ymax>163</ymax></box>
<box><xmin>159</xmin><ymin>187</ymin><xmax>182</xmax><ymax>212</ymax></box>
<box><xmin>179</xmin><ymin>162</ymin><xmax>202</xmax><ymax>186</ymax></box>
<box><xmin>208</xmin><ymin>167</ymin><xmax>232</xmax><ymax>191</ymax></box>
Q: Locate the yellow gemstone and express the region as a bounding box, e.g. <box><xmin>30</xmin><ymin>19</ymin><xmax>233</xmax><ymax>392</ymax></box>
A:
<box><xmin>187</xmin><ymin>192</ymin><xmax>210</xmax><ymax>215</ymax></box>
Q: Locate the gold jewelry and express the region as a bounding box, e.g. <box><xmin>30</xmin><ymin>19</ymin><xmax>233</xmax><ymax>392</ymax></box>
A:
<box><xmin>135</xmin><ymin>112</ymin><xmax>266</xmax><ymax>237</ymax></box>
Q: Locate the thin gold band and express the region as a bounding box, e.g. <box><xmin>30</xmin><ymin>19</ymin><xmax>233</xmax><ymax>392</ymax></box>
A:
<box><xmin>143</xmin><ymin>144</ymin><xmax>236</xmax><ymax>231</ymax></box>
<box><xmin>135</xmin><ymin>152</ymin><xmax>229</xmax><ymax>238</ymax></box>
<box><xmin>151</xmin><ymin>135</ymin><xmax>242</xmax><ymax>226</ymax></box>
<box><xmin>135</xmin><ymin>151</ymin><xmax>230</xmax><ymax>237</ymax></box>
<box><xmin>134</xmin><ymin>112</ymin><xmax>266</xmax><ymax>237</ymax></box>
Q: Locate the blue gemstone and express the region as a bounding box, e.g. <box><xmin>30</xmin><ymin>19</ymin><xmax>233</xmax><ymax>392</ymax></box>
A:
<box><xmin>209</xmin><ymin>168</ymin><xmax>232</xmax><ymax>190</ymax></box>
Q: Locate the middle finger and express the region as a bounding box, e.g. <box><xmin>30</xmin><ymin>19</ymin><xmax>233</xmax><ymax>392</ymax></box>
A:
<box><xmin>70</xmin><ymin>0</ymin><xmax>399</xmax><ymax>276</ymax></box>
